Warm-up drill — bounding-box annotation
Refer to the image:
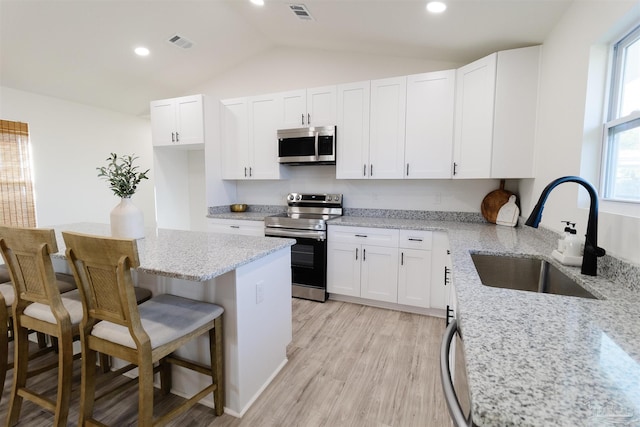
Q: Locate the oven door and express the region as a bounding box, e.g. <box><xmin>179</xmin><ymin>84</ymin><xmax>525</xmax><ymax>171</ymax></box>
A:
<box><xmin>265</xmin><ymin>228</ymin><xmax>327</xmax><ymax>302</ymax></box>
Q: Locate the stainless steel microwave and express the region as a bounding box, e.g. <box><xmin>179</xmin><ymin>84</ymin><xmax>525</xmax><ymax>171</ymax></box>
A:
<box><xmin>277</xmin><ymin>126</ymin><xmax>336</xmax><ymax>165</ymax></box>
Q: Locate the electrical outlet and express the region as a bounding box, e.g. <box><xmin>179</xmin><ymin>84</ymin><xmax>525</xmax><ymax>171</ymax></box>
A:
<box><xmin>256</xmin><ymin>281</ymin><xmax>264</xmax><ymax>304</ymax></box>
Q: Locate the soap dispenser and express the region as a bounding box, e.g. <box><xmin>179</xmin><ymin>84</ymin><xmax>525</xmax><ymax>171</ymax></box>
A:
<box><xmin>557</xmin><ymin>221</ymin><xmax>574</xmax><ymax>253</ymax></box>
<box><xmin>564</xmin><ymin>223</ymin><xmax>582</xmax><ymax>258</ymax></box>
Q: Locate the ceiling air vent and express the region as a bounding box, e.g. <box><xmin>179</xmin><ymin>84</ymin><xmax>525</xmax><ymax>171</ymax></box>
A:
<box><xmin>289</xmin><ymin>4</ymin><xmax>314</xmax><ymax>21</ymax></box>
<box><xmin>168</xmin><ymin>34</ymin><xmax>194</xmax><ymax>49</ymax></box>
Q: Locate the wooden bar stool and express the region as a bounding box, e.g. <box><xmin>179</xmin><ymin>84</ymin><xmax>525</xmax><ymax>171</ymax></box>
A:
<box><xmin>0</xmin><ymin>226</ymin><xmax>84</xmax><ymax>426</ymax></box>
<box><xmin>63</xmin><ymin>231</ymin><xmax>225</xmax><ymax>427</ymax></box>
<box><xmin>0</xmin><ymin>264</ymin><xmax>78</xmax><ymax>402</ymax></box>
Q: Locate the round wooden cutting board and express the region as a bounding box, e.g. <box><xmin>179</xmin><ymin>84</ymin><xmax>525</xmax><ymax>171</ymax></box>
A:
<box><xmin>481</xmin><ymin>180</ymin><xmax>514</xmax><ymax>224</ymax></box>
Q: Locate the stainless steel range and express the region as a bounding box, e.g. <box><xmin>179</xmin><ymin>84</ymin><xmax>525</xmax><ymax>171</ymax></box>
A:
<box><xmin>264</xmin><ymin>193</ymin><xmax>343</xmax><ymax>302</ymax></box>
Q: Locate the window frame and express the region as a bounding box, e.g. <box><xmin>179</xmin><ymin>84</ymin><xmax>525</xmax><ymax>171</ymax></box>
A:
<box><xmin>600</xmin><ymin>24</ymin><xmax>640</xmax><ymax>204</ymax></box>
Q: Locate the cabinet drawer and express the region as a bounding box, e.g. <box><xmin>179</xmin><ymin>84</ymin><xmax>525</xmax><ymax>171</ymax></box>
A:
<box><xmin>207</xmin><ymin>219</ymin><xmax>264</xmax><ymax>236</ymax></box>
<box><xmin>328</xmin><ymin>225</ymin><xmax>399</xmax><ymax>247</ymax></box>
<box><xmin>399</xmin><ymin>230</ymin><xmax>432</xmax><ymax>250</ymax></box>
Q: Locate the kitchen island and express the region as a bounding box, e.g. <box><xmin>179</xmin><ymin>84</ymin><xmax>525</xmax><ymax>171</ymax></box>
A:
<box><xmin>49</xmin><ymin>222</ymin><xmax>295</xmax><ymax>418</ymax></box>
<box><xmin>329</xmin><ymin>216</ymin><xmax>640</xmax><ymax>426</ymax></box>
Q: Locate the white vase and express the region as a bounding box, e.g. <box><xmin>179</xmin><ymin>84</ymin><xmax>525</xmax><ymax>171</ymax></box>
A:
<box><xmin>110</xmin><ymin>197</ymin><xmax>145</xmax><ymax>239</ymax></box>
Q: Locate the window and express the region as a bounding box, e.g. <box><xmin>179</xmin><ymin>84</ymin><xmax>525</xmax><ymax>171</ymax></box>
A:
<box><xmin>602</xmin><ymin>25</ymin><xmax>640</xmax><ymax>202</ymax></box>
<box><xmin>0</xmin><ymin>120</ymin><xmax>37</xmax><ymax>227</ymax></box>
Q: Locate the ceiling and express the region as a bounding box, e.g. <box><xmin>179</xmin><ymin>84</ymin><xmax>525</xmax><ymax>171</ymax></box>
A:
<box><xmin>0</xmin><ymin>0</ymin><xmax>574</xmax><ymax>116</ymax></box>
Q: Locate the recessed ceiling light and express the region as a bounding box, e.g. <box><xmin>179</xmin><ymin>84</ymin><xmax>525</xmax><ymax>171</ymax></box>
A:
<box><xmin>250</xmin><ymin>0</ymin><xmax>264</xmax><ymax>6</ymax></box>
<box><xmin>134</xmin><ymin>47</ymin><xmax>150</xmax><ymax>56</ymax></box>
<box><xmin>426</xmin><ymin>1</ymin><xmax>446</xmax><ymax>13</ymax></box>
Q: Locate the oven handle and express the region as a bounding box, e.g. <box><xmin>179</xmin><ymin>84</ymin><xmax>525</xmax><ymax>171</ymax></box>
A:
<box><xmin>265</xmin><ymin>228</ymin><xmax>326</xmax><ymax>241</ymax></box>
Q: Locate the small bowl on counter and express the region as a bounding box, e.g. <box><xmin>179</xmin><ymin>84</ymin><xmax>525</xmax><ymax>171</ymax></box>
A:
<box><xmin>230</xmin><ymin>204</ymin><xmax>248</xmax><ymax>213</ymax></box>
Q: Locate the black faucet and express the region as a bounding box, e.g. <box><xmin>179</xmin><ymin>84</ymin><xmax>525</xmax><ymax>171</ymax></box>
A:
<box><xmin>525</xmin><ymin>176</ymin><xmax>606</xmax><ymax>276</ymax></box>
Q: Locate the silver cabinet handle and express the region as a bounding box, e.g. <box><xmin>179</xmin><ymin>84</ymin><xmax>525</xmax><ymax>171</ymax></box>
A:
<box><xmin>363</xmin><ymin>248</ymin><xmax>366</xmax><ymax>261</ymax></box>
<box><xmin>408</xmin><ymin>238</ymin><xmax>423</xmax><ymax>242</ymax></box>
<box><xmin>172</xmin><ymin>132</ymin><xmax>176</xmax><ymax>142</ymax></box>
<box><xmin>440</xmin><ymin>320</ymin><xmax>472</xmax><ymax>427</ymax></box>
<box><xmin>406</xmin><ymin>163</ymin><xmax>410</xmax><ymax>176</ymax></box>
<box><xmin>308</xmin><ymin>113</ymin><xmax>311</xmax><ymax>125</ymax></box>
<box><xmin>301</xmin><ymin>113</ymin><xmax>304</xmax><ymax>125</ymax></box>
<box><xmin>363</xmin><ymin>164</ymin><xmax>367</xmax><ymax>177</ymax></box>
<box><xmin>355</xmin><ymin>234</ymin><xmax>367</xmax><ymax>238</ymax></box>
<box><xmin>453</xmin><ymin>162</ymin><xmax>458</xmax><ymax>176</ymax></box>
<box><xmin>355</xmin><ymin>248</ymin><xmax>358</xmax><ymax>261</ymax></box>
<box><xmin>401</xmin><ymin>252</ymin><xmax>404</xmax><ymax>265</ymax></box>
<box><xmin>249</xmin><ymin>167</ymin><xmax>252</xmax><ymax>177</ymax></box>
<box><xmin>370</xmin><ymin>164</ymin><xmax>373</xmax><ymax>176</ymax></box>
<box><xmin>244</xmin><ymin>167</ymin><xmax>248</xmax><ymax>177</ymax></box>
<box><xmin>175</xmin><ymin>132</ymin><xmax>179</xmax><ymax>142</ymax></box>
<box><xmin>230</xmin><ymin>225</ymin><xmax>240</xmax><ymax>229</ymax></box>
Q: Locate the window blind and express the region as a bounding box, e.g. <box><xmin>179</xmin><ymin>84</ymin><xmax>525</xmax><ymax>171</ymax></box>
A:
<box><xmin>0</xmin><ymin>120</ymin><xmax>36</xmax><ymax>227</ymax></box>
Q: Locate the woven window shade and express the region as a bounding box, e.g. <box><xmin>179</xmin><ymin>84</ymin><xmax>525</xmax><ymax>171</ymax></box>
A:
<box><xmin>0</xmin><ymin>120</ymin><xmax>37</xmax><ymax>227</ymax></box>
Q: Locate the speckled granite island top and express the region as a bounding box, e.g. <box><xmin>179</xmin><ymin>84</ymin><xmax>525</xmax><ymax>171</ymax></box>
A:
<box><xmin>50</xmin><ymin>222</ymin><xmax>294</xmax><ymax>282</ymax></box>
<box><xmin>329</xmin><ymin>216</ymin><xmax>640</xmax><ymax>426</ymax></box>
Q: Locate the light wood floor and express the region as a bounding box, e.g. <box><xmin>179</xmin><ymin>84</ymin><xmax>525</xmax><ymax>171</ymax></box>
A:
<box><xmin>1</xmin><ymin>299</ymin><xmax>451</xmax><ymax>426</ymax></box>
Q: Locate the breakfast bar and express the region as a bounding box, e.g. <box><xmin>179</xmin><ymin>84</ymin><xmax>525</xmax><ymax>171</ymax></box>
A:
<box><xmin>49</xmin><ymin>222</ymin><xmax>295</xmax><ymax>418</ymax></box>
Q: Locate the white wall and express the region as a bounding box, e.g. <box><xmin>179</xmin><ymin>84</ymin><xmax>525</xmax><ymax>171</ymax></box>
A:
<box><xmin>519</xmin><ymin>1</ymin><xmax>640</xmax><ymax>263</ymax></box>
<box><xmin>0</xmin><ymin>87</ymin><xmax>156</xmax><ymax>229</ymax></box>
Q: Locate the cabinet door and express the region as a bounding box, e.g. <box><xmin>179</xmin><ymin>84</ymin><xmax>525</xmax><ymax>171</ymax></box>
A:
<box><xmin>405</xmin><ymin>70</ymin><xmax>455</xmax><ymax>178</ymax></box>
<box><xmin>150</xmin><ymin>99</ymin><xmax>176</xmax><ymax>147</ymax></box>
<box><xmin>491</xmin><ymin>46</ymin><xmax>540</xmax><ymax>178</ymax></box>
<box><xmin>360</xmin><ymin>245</ymin><xmax>399</xmax><ymax>303</ymax></box>
<box><xmin>453</xmin><ymin>53</ymin><xmax>497</xmax><ymax>179</ymax></box>
<box><xmin>307</xmin><ymin>85</ymin><xmax>337</xmax><ymax>127</ymax></box>
<box><xmin>369</xmin><ymin>76</ymin><xmax>406</xmax><ymax>179</ymax></box>
<box><xmin>336</xmin><ymin>81</ymin><xmax>370</xmax><ymax>179</ymax></box>
<box><xmin>280</xmin><ymin>90</ymin><xmax>306</xmax><ymax>129</ymax></box>
<box><xmin>248</xmin><ymin>94</ymin><xmax>282</xmax><ymax>179</ymax></box>
<box><xmin>430</xmin><ymin>231</ymin><xmax>451</xmax><ymax>310</ymax></box>
<box><xmin>327</xmin><ymin>242</ymin><xmax>361</xmax><ymax>297</ymax></box>
<box><xmin>220</xmin><ymin>98</ymin><xmax>250</xmax><ymax>179</ymax></box>
<box><xmin>398</xmin><ymin>248</ymin><xmax>431</xmax><ymax>308</ymax></box>
<box><xmin>175</xmin><ymin>95</ymin><xmax>204</xmax><ymax>146</ymax></box>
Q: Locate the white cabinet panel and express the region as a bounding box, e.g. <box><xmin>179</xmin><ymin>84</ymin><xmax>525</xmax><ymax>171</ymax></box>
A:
<box><xmin>336</xmin><ymin>81</ymin><xmax>370</xmax><ymax>179</ymax></box>
<box><xmin>307</xmin><ymin>86</ymin><xmax>337</xmax><ymax>127</ymax></box>
<box><xmin>327</xmin><ymin>242</ymin><xmax>361</xmax><ymax>297</ymax></box>
<box><xmin>360</xmin><ymin>245</ymin><xmax>399</xmax><ymax>303</ymax></box>
<box><xmin>220</xmin><ymin>98</ymin><xmax>249</xmax><ymax>180</ymax></box>
<box><xmin>430</xmin><ymin>231</ymin><xmax>451</xmax><ymax>310</ymax></box>
<box><xmin>453</xmin><ymin>53</ymin><xmax>497</xmax><ymax>179</ymax></box>
<box><xmin>405</xmin><ymin>70</ymin><xmax>455</xmax><ymax>178</ymax></box>
<box><xmin>398</xmin><ymin>248</ymin><xmax>431</xmax><ymax>308</ymax></box>
<box><xmin>281</xmin><ymin>90</ymin><xmax>307</xmax><ymax>129</ymax></box>
<box><xmin>369</xmin><ymin>76</ymin><xmax>406</xmax><ymax>179</ymax></box>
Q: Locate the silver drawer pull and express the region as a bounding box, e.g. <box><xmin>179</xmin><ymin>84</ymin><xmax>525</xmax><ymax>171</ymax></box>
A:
<box><xmin>230</xmin><ymin>225</ymin><xmax>240</xmax><ymax>229</ymax></box>
<box><xmin>355</xmin><ymin>234</ymin><xmax>367</xmax><ymax>238</ymax></box>
<box><xmin>408</xmin><ymin>238</ymin><xmax>423</xmax><ymax>242</ymax></box>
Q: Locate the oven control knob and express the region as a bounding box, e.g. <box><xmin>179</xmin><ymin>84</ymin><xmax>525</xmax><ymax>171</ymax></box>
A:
<box><xmin>334</xmin><ymin>195</ymin><xmax>340</xmax><ymax>201</ymax></box>
<box><xmin>296</xmin><ymin>194</ymin><xmax>301</xmax><ymax>200</ymax></box>
<box><xmin>288</xmin><ymin>194</ymin><xmax>294</xmax><ymax>201</ymax></box>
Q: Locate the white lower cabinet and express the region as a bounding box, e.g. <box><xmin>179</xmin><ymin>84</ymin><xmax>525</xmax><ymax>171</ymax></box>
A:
<box><xmin>328</xmin><ymin>225</ymin><xmax>450</xmax><ymax>311</ymax></box>
<box><xmin>398</xmin><ymin>230</ymin><xmax>433</xmax><ymax>308</ymax></box>
<box><xmin>430</xmin><ymin>231</ymin><xmax>451</xmax><ymax>310</ymax></box>
<box><xmin>327</xmin><ymin>226</ymin><xmax>399</xmax><ymax>302</ymax></box>
<box><xmin>207</xmin><ymin>218</ymin><xmax>264</xmax><ymax>237</ymax></box>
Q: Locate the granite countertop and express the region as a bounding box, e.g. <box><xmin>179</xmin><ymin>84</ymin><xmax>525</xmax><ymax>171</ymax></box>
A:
<box><xmin>206</xmin><ymin>212</ymin><xmax>273</xmax><ymax>221</ymax></box>
<box><xmin>328</xmin><ymin>216</ymin><xmax>640</xmax><ymax>426</ymax></box>
<box><xmin>50</xmin><ymin>222</ymin><xmax>294</xmax><ymax>282</ymax></box>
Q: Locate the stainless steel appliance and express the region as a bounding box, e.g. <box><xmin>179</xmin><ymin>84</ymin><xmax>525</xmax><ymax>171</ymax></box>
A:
<box><xmin>277</xmin><ymin>126</ymin><xmax>336</xmax><ymax>165</ymax></box>
<box><xmin>264</xmin><ymin>192</ymin><xmax>343</xmax><ymax>302</ymax></box>
<box><xmin>441</xmin><ymin>319</ymin><xmax>474</xmax><ymax>427</ymax></box>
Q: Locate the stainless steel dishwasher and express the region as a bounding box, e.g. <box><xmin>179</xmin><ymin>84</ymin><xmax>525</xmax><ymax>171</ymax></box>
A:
<box><xmin>440</xmin><ymin>319</ymin><xmax>475</xmax><ymax>427</ymax></box>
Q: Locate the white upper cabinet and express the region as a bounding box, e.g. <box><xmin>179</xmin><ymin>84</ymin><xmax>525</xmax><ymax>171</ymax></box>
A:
<box><xmin>453</xmin><ymin>53</ymin><xmax>497</xmax><ymax>179</ymax></box>
<box><xmin>336</xmin><ymin>81</ymin><xmax>371</xmax><ymax>179</ymax></box>
<box><xmin>405</xmin><ymin>70</ymin><xmax>456</xmax><ymax>179</ymax></box>
<box><xmin>220</xmin><ymin>95</ymin><xmax>286</xmax><ymax>180</ymax></box>
<box><xmin>369</xmin><ymin>76</ymin><xmax>407</xmax><ymax>179</ymax></box>
<box><xmin>453</xmin><ymin>46</ymin><xmax>540</xmax><ymax>179</ymax></box>
<box><xmin>151</xmin><ymin>94</ymin><xmax>204</xmax><ymax>148</ymax></box>
<box><xmin>280</xmin><ymin>86</ymin><xmax>337</xmax><ymax>129</ymax></box>
<box><xmin>337</xmin><ymin>77</ymin><xmax>407</xmax><ymax>180</ymax></box>
<box><xmin>491</xmin><ymin>46</ymin><xmax>540</xmax><ymax>178</ymax></box>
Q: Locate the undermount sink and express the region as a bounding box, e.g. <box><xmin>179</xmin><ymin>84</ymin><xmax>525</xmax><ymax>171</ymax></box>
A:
<box><xmin>470</xmin><ymin>254</ymin><xmax>597</xmax><ymax>299</ymax></box>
